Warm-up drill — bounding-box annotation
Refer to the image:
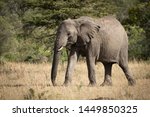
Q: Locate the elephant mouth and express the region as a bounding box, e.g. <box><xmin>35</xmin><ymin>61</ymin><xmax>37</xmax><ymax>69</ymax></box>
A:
<box><xmin>66</xmin><ymin>41</ymin><xmax>75</xmax><ymax>49</ymax></box>
<box><xmin>66</xmin><ymin>44</ymin><xmax>71</xmax><ymax>50</ymax></box>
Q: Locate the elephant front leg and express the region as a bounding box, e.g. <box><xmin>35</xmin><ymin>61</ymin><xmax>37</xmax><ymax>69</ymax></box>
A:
<box><xmin>86</xmin><ymin>55</ymin><xmax>96</xmax><ymax>86</ymax></box>
<box><xmin>101</xmin><ymin>63</ymin><xmax>113</xmax><ymax>86</ymax></box>
<box><xmin>63</xmin><ymin>50</ymin><xmax>78</xmax><ymax>86</ymax></box>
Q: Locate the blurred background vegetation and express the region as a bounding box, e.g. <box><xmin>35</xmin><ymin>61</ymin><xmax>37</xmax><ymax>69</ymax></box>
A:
<box><xmin>0</xmin><ymin>0</ymin><xmax>149</xmax><ymax>63</ymax></box>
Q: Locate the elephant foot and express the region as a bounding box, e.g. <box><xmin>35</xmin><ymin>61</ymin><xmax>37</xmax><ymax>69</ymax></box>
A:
<box><xmin>88</xmin><ymin>82</ymin><xmax>96</xmax><ymax>87</ymax></box>
<box><xmin>63</xmin><ymin>80</ymin><xmax>71</xmax><ymax>86</ymax></box>
<box><xmin>51</xmin><ymin>80</ymin><xmax>57</xmax><ymax>86</ymax></box>
<box><xmin>100</xmin><ymin>81</ymin><xmax>112</xmax><ymax>86</ymax></box>
<box><xmin>52</xmin><ymin>82</ymin><xmax>57</xmax><ymax>86</ymax></box>
<box><xmin>128</xmin><ymin>79</ymin><xmax>136</xmax><ymax>86</ymax></box>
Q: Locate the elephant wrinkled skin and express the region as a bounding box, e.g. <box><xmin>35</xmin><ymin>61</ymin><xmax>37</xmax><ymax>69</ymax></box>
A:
<box><xmin>51</xmin><ymin>16</ymin><xmax>136</xmax><ymax>86</ymax></box>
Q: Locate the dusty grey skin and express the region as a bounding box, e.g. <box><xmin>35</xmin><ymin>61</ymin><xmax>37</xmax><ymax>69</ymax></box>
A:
<box><xmin>51</xmin><ymin>16</ymin><xmax>136</xmax><ymax>86</ymax></box>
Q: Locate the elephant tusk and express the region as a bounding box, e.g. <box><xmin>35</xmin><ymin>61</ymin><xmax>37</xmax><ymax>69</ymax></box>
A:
<box><xmin>58</xmin><ymin>46</ymin><xmax>63</xmax><ymax>51</ymax></box>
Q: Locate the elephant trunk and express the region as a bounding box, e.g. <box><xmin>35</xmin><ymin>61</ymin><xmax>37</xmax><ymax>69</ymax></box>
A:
<box><xmin>51</xmin><ymin>44</ymin><xmax>61</xmax><ymax>86</ymax></box>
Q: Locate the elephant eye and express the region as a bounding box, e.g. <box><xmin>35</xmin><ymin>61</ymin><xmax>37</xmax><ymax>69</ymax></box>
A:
<box><xmin>67</xmin><ymin>32</ymin><xmax>71</xmax><ymax>37</ymax></box>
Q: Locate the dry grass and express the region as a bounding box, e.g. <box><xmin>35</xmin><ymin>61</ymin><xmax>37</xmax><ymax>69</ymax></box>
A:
<box><xmin>0</xmin><ymin>61</ymin><xmax>150</xmax><ymax>100</ymax></box>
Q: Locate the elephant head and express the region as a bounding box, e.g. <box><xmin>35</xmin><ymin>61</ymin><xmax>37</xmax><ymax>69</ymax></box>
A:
<box><xmin>51</xmin><ymin>17</ymin><xmax>100</xmax><ymax>86</ymax></box>
<box><xmin>51</xmin><ymin>19</ymin><xmax>78</xmax><ymax>85</ymax></box>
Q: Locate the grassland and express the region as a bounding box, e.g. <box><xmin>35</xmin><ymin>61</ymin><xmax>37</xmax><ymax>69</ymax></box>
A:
<box><xmin>0</xmin><ymin>61</ymin><xmax>150</xmax><ymax>100</ymax></box>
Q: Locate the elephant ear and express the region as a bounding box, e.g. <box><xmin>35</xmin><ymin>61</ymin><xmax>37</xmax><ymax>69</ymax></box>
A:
<box><xmin>79</xmin><ymin>21</ymin><xmax>100</xmax><ymax>43</ymax></box>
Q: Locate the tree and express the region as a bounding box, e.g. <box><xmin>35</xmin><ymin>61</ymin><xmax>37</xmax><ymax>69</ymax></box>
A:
<box><xmin>0</xmin><ymin>0</ymin><xmax>23</xmax><ymax>61</ymax></box>
<box><xmin>0</xmin><ymin>0</ymin><xmax>149</xmax><ymax>62</ymax></box>
<box><xmin>21</xmin><ymin>0</ymin><xmax>126</xmax><ymax>62</ymax></box>
<box><xmin>124</xmin><ymin>1</ymin><xmax>150</xmax><ymax>60</ymax></box>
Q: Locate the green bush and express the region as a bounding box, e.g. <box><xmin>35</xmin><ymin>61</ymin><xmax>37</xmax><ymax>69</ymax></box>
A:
<box><xmin>125</xmin><ymin>25</ymin><xmax>146</xmax><ymax>60</ymax></box>
<box><xmin>0</xmin><ymin>0</ymin><xmax>149</xmax><ymax>62</ymax></box>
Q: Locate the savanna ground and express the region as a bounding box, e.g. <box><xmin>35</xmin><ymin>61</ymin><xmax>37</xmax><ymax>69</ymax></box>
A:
<box><xmin>0</xmin><ymin>61</ymin><xmax>150</xmax><ymax>100</ymax></box>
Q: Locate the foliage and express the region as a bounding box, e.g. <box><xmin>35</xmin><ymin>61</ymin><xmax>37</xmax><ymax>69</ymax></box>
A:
<box><xmin>125</xmin><ymin>25</ymin><xmax>146</xmax><ymax>59</ymax></box>
<box><xmin>0</xmin><ymin>0</ymin><xmax>149</xmax><ymax>62</ymax></box>
<box><xmin>0</xmin><ymin>0</ymin><xmax>23</xmax><ymax>62</ymax></box>
<box><xmin>124</xmin><ymin>1</ymin><xmax>150</xmax><ymax>60</ymax></box>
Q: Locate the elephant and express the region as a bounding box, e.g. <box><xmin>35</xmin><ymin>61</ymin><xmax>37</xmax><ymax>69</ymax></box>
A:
<box><xmin>51</xmin><ymin>16</ymin><xmax>136</xmax><ymax>86</ymax></box>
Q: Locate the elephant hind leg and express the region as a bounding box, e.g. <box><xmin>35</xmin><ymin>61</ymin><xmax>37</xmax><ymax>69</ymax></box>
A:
<box><xmin>101</xmin><ymin>63</ymin><xmax>113</xmax><ymax>86</ymax></box>
<box><xmin>119</xmin><ymin>61</ymin><xmax>136</xmax><ymax>86</ymax></box>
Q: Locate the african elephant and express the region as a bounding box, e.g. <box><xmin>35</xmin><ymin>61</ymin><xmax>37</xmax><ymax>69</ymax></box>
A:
<box><xmin>51</xmin><ymin>16</ymin><xmax>136</xmax><ymax>86</ymax></box>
